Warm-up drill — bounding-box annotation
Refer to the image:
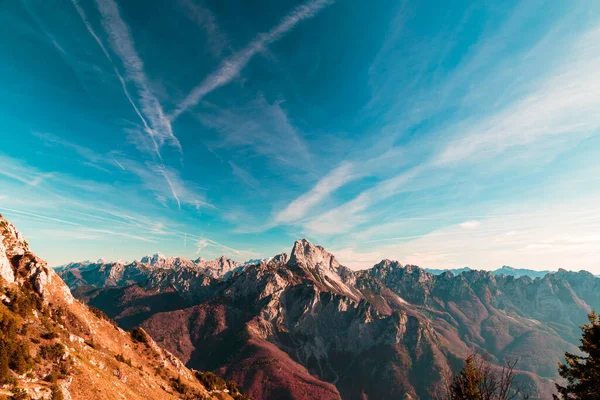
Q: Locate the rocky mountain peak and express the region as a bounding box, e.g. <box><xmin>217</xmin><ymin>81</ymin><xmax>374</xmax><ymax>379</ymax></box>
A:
<box><xmin>243</xmin><ymin>257</ymin><xmax>273</xmax><ymax>266</ymax></box>
<box><xmin>289</xmin><ymin>238</ymin><xmax>340</xmax><ymax>270</ymax></box>
<box><xmin>372</xmin><ymin>259</ymin><xmax>402</xmax><ymax>273</ymax></box>
<box><xmin>0</xmin><ymin>214</ymin><xmax>59</xmax><ymax>297</ymax></box>
<box><xmin>196</xmin><ymin>256</ymin><xmax>242</xmax><ymax>279</ymax></box>
<box><xmin>370</xmin><ymin>260</ymin><xmax>431</xmax><ymax>281</ymax></box>
<box><xmin>1</xmin><ymin>214</ymin><xmax>29</xmax><ymax>258</ymax></box>
<box><xmin>272</xmin><ymin>252</ymin><xmax>289</xmax><ymax>264</ymax></box>
<box><xmin>140</xmin><ymin>252</ymin><xmax>167</xmax><ymax>265</ymax></box>
<box><xmin>136</xmin><ymin>253</ymin><xmax>197</xmax><ymax>270</ymax></box>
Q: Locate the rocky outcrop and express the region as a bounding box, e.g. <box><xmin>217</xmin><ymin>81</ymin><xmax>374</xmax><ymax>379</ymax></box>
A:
<box><xmin>0</xmin><ymin>237</ymin><xmax>14</xmax><ymax>283</ymax></box>
<box><xmin>289</xmin><ymin>239</ymin><xmax>362</xmax><ymax>301</ymax></box>
<box><xmin>196</xmin><ymin>255</ymin><xmax>244</xmax><ymax>279</ymax></box>
<box><xmin>0</xmin><ymin>215</ymin><xmax>53</xmax><ymax>297</ymax></box>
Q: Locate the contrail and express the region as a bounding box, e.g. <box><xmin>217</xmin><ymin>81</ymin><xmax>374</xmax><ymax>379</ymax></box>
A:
<box><xmin>170</xmin><ymin>0</ymin><xmax>335</xmax><ymax>120</ymax></box>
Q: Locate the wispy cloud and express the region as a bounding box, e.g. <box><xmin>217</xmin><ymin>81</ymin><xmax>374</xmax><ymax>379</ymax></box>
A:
<box><xmin>274</xmin><ymin>162</ymin><xmax>354</xmax><ymax>225</ymax></box>
<box><xmin>435</xmin><ymin>26</ymin><xmax>600</xmax><ymax>165</ymax></box>
<box><xmin>0</xmin><ymin>155</ymin><xmax>56</xmax><ymax>188</ymax></box>
<box><xmin>0</xmin><ymin>207</ymin><xmax>84</xmax><ymax>227</ymax></box>
<box><xmin>70</xmin><ymin>0</ymin><xmax>190</xmax><ymax>208</ymax></box>
<box><xmin>170</xmin><ymin>0</ymin><xmax>335</xmax><ymax>120</ymax></box>
<box><xmin>81</xmin><ymin>226</ymin><xmax>157</xmax><ymax>243</ymax></box>
<box><xmin>229</xmin><ymin>161</ymin><xmax>259</xmax><ymax>190</ymax></box>
<box><xmin>178</xmin><ymin>0</ymin><xmax>229</xmax><ymax>58</ymax></box>
<box><xmin>117</xmin><ymin>158</ymin><xmax>211</xmax><ymax>210</ymax></box>
<box><xmin>197</xmin><ymin>96</ymin><xmax>313</xmax><ymax>170</ymax></box>
<box><xmin>71</xmin><ymin>0</ymin><xmax>159</xmax><ymax>152</ymax></box>
<box><xmin>304</xmin><ymin>166</ymin><xmax>423</xmax><ymax>235</ymax></box>
<box><xmin>34</xmin><ymin>132</ymin><xmax>116</xmax><ymax>172</ymax></box>
<box><xmin>196</xmin><ymin>237</ymin><xmax>240</xmax><ymax>256</ymax></box>
<box><xmin>459</xmin><ymin>220</ymin><xmax>481</xmax><ymax>230</ymax></box>
<box><xmin>92</xmin><ymin>0</ymin><xmax>181</xmax><ymax>154</ymax></box>
<box><xmin>285</xmin><ymin>21</ymin><xmax>600</xmax><ymax>238</ymax></box>
<box><xmin>0</xmin><ymin>156</ymin><xmax>249</xmax><ymax>265</ymax></box>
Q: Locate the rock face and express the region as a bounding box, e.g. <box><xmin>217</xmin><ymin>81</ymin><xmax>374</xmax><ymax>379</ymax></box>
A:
<box><xmin>0</xmin><ymin>217</ymin><xmax>52</xmax><ymax>296</ymax></box>
<box><xmin>0</xmin><ymin>237</ymin><xmax>14</xmax><ymax>283</ymax></box>
<box><xmin>59</xmin><ymin>236</ymin><xmax>600</xmax><ymax>399</ymax></box>
<box><xmin>196</xmin><ymin>255</ymin><xmax>244</xmax><ymax>279</ymax></box>
<box><xmin>0</xmin><ymin>214</ymin><xmax>246</xmax><ymax>400</ymax></box>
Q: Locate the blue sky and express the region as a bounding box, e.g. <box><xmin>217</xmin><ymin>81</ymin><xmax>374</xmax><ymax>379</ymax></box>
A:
<box><xmin>1</xmin><ymin>0</ymin><xmax>600</xmax><ymax>271</ymax></box>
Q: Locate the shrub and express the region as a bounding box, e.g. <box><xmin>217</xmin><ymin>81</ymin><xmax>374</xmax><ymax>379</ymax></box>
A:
<box><xmin>0</xmin><ymin>310</ymin><xmax>33</xmax><ymax>378</ymax></box>
<box><xmin>194</xmin><ymin>371</ymin><xmax>227</xmax><ymax>391</ymax></box>
<box><xmin>10</xmin><ymin>388</ymin><xmax>28</xmax><ymax>400</ymax></box>
<box><xmin>5</xmin><ymin>286</ymin><xmax>42</xmax><ymax>317</ymax></box>
<box><xmin>50</xmin><ymin>383</ymin><xmax>64</xmax><ymax>400</ymax></box>
<box><xmin>40</xmin><ymin>343</ymin><xmax>65</xmax><ymax>361</ymax></box>
<box><xmin>41</xmin><ymin>332</ymin><xmax>59</xmax><ymax>340</ymax></box>
<box><xmin>130</xmin><ymin>328</ymin><xmax>148</xmax><ymax>344</ymax></box>
<box><xmin>89</xmin><ymin>306</ymin><xmax>117</xmax><ymax>327</ymax></box>
<box><xmin>171</xmin><ymin>376</ymin><xmax>188</xmax><ymax>394</ymax></box>
<box><xmin>0</xmin><ymin>343</ymin><xmax>14</xmax><ymax>384</ymax></box>
<box><xmin>0</xmin><ymin>307</ymin><xmax>20</xmax><ymax>338</ymax></box>
<box><xmin>45</xmin><ymin>370</ymin><xmax>60</xmax><ymax>383</ymax></box>
<box><xmin>44</xmin><ymin>360</ymin><xmax>71</xmax><ymax>383</ymax></box>
<box><xmin>8</xmin><ymin>342</ymin><xmax>32</xmax><ymax>374</ymax></box>
<box><xmin>56</xmin><ymin>360</ymin><xmax>71</xmax><ymax>378</ymax></box>
<box><xmin>115</xmin><ymin>354</ymin><xmax>132</xmax><ymax>367</ymax></box>
<box><xmin>227</xmin><ymin>380</ymin><xmax>252</xmax><ymax>400</ymax></box>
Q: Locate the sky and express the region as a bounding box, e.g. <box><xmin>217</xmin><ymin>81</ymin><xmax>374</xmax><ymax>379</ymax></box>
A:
<box><xmin>1</xmin><ymin>0</ymin><xmax>600</xmax><ymax>271</ymax></box>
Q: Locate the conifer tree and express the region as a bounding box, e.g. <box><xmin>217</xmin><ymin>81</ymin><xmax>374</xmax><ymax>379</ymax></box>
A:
<box><xmin>450</xmin><ymin>355</ymin><xmax>484</xmax><ymax>400</ymax></box>
<box><xmin>554</xmin><ymin>311</ymin><xmax>600</xmax><ymax>399</ymax></box>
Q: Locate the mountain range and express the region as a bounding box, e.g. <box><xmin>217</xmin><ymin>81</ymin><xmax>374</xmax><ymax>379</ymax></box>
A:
<box><xmin>3</xmin><ymin>210</ymin><xmax>597</xmax><ymax>399</ymax></box>
<box><xmin>57</xmin><ymin>256</ymin><xmax>577</xmax><ymax>286</ymax></box>
<box><xmin>425</xmin><ymin>265</ymin><xmax>557</xmax><ymax>279</ymax></box>
<box><xmin>55</xmin><ymin>239</ymin><xmax>600</xmax><ymax>399</ymax></box>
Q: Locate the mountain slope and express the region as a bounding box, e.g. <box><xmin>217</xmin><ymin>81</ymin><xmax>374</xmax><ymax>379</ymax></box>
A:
<box><xmin>0</xmin><ymin>215</ymin><xmax>248</xmax><ymax>400</ymax></box>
